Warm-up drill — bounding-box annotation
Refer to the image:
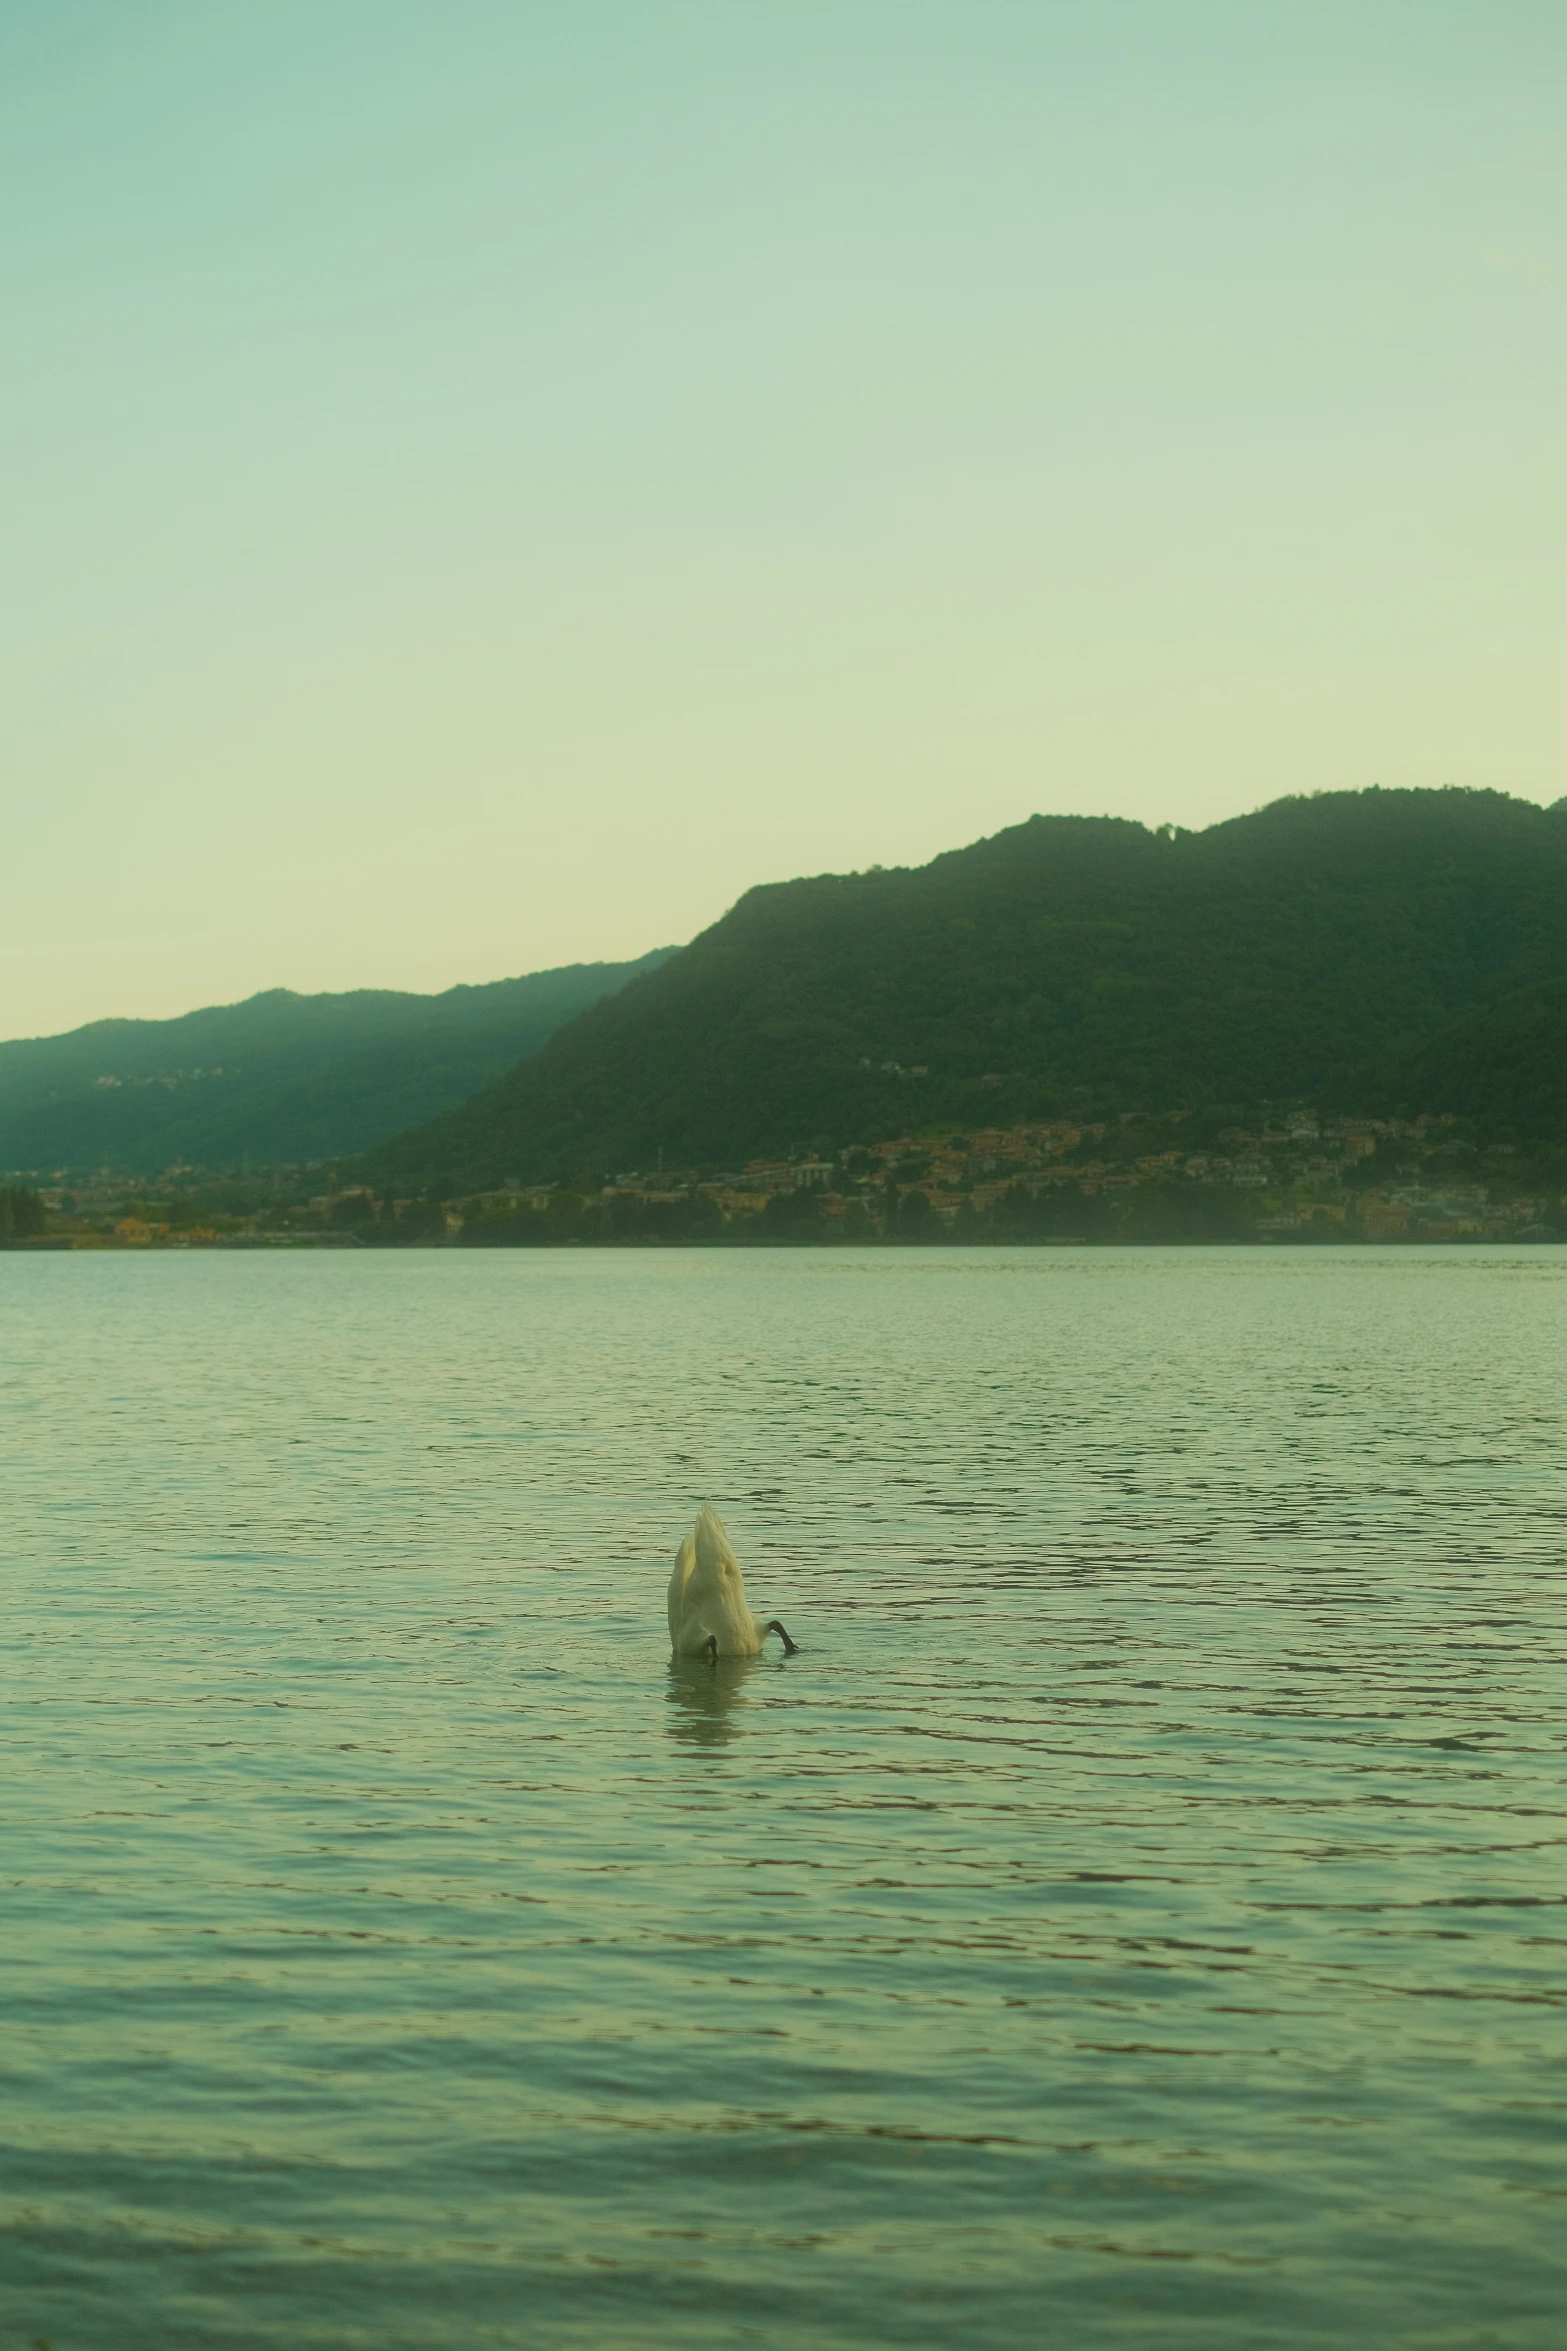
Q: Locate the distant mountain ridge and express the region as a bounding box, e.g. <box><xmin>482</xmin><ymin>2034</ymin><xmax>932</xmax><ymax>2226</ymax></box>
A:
<box><xmin>354</xmin><ymin>789</ymin><xmax>1567</xmax><ymax>1191</ymax></box>
<box><xmin>0</xmin><ymin>951</ymin><xmax>676</xmax><ymax>1177</ymax></box>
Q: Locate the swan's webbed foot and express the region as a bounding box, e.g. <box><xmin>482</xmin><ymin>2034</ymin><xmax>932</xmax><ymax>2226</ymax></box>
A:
<box><xmin>765</xmin><ymin>1619</ymin><xmax>799</xmax><ymax>1656</ymax></box>
<box><xmin>703</xmin><ymin>1634</ymin><xmax>719</xmax><ymax>1666</ymax></box>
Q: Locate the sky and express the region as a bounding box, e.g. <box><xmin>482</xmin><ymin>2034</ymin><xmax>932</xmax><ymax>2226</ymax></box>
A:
<box><xmin>3</xmin><ymin>2</ymin><xmax>1564</xmax><ymax>1037</ymax></box>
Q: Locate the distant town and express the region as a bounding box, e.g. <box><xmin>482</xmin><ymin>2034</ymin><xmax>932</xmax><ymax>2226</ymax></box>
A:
<box><xmin>3</xmin><ymin>1105</ymin><xmax>1562</xmax><ymax>1248</ymax></box>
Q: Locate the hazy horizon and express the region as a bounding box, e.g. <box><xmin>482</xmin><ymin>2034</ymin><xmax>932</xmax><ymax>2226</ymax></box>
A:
<box><xmin>6</xmin><ymin>2</ymin><xmax>1563</xmax><ymax>1037</ymax></box>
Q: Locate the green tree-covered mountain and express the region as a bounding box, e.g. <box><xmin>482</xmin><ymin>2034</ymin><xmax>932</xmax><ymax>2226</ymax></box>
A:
<box><xmin>1384</xmin><ymin>979</ymin><xmax>1567</xmax><ymax>1139</ymax></box>
<box><xmin>358</xmin><ymin>789</ymin><xmax>1567</xmax><ymax>1190</ymax></box>
<box><xmin>0</xmin><ymin>951</ymin><xmax>675</xmax><ymax>1177</ymax></box>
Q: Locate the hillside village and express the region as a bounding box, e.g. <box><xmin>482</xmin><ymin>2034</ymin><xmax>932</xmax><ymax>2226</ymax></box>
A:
<box><xmin>7</xmin><ymin>1107</ymin><xmax>1563</xmax><ymax>1247</ymax></box>
<box><xmin>477</xmin><ymin>1108</ymin><xmax>1559</xmax><ymax>1243</ymax></box>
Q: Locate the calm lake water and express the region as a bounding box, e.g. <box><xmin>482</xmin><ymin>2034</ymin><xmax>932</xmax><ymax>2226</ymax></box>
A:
<box><xmin>2</xmin><ymin>1249</ymin><xmax>1564</xmax><ymax>2349</ymax></box>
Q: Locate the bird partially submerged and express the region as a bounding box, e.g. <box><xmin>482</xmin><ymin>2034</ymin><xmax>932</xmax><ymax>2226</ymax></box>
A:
<box><xmin>667</xmin><ymin>1502</ymin><xmax>798</xmax><ymax>1662</ymax></box>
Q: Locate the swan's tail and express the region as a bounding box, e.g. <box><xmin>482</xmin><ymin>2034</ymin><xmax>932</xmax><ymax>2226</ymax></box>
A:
<box><xmin>694</xmin><ymin>1499</ymin><xmax>740</xmax><ymax>1582</ymax></box>
<box><xmin>666</xmin><ymin>1530</ymin><xmax>697</xmax><ymax>1645</ymax></box>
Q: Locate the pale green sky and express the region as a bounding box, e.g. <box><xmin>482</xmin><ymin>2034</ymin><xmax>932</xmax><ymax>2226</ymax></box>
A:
<box><xmin>3</xmin><ymin>2</ymin><xmax>1563</xmax><ymax>1036</ymax></box>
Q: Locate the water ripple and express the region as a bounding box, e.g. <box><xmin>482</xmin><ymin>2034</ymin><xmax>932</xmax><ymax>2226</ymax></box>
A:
<box><xmin>2</xmin><ymin>1248</ymin><xmax>1565</xmax><ymax>2347</ymax></box>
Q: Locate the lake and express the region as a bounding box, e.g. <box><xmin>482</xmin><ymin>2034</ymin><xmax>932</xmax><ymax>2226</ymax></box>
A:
<box><xmin>2</xmin><ymin>1248</ymin><xmax>1564</xmax><ymax>2348</ymax></box>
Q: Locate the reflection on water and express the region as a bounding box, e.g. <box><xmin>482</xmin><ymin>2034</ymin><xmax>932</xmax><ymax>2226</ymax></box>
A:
<box><xmin>664</xmin><ymin>1653</ymin><xmax>759</xmax><ymax>1744</ymax></box>
<box><xmin>3</xmin><ymin>1248</ymin><xmax>1567</xmax><ymax>2351</ymax></box>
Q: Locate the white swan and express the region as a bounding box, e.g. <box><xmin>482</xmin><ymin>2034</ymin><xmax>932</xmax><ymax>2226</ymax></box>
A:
<box><xmin>667</xmin><ymin>1501</ymin><xmax>798</xmax><ymax>1661</ymax></box>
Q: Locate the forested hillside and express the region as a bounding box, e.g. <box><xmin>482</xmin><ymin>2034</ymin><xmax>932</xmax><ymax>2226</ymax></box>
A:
<box><xmin>1386</xmin><ymin>979</ymin><xmax>1567</xmax><ymax>1138</ymax></box>
<box><xmin>0</xmin><ymin>951</ymin><xmax>674</xmax><ymax>1177</ymax></box>
<box><xmin>358</xmin><ymin>790</ymin><xmax>1567</xmax><ymax>1190</ymax></box>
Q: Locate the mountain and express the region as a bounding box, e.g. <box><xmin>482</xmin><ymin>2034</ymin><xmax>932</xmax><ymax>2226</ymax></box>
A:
<box><xmin>0</xmin><ymin>951</ymin><xmax>676</xmax><ymax>1178</ymax></box>
<box><xmin>356</xmin><ymin>789</ymin><xmax>1567</xmax><ymax>1191</ymax></box>
<box><xmin>1383</xmin><ymin>979</ymin><xmax>1567</xmax><ymax>1140</ymax></box>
